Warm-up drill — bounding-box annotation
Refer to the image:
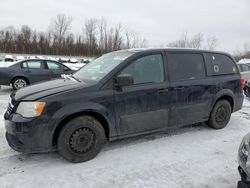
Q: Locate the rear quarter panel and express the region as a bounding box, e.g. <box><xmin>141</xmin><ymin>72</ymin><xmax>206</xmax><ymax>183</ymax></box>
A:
<box><xmin>0</xmin><ymin>68</ymin><xmax>16</xmax><ymax>85</ymax></box>
<box><xmin>212</xmin><ymin>74</ymin><xmax>243</xmax><ymax>112</ymax></box>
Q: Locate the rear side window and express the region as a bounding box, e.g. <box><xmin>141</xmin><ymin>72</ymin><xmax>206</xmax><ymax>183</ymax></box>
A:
<box><xmin>204</xmin><ymin>53</ymin><xmax>237</xmax><ymax>75</ymax></box>
<box><xmin>22</xmin><ymin>60</ymin><xmax>44</xmax><ymax>69</ymax></box>
<box><xmin>168</xmin><ymin>53</ymin><xmax>206</xmax><ymax>81</ymax></box>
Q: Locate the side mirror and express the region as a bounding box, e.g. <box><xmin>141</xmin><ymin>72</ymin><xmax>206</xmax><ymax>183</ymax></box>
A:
<box><xmin>63</xmin><ymin>67</ymin><xmax>69</xmax><ymax>71</ymax></box>
<box><xmin>115</xmin><ymin>74</ymin><xmax>134</xmax><ymax>87</ymax></box>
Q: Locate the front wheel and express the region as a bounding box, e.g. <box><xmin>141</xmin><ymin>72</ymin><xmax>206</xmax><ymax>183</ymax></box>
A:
<box><xmin>12</xmin><ymin>77</ymin><xmax>28</xmax><ymax>90</ymax></box>
<box><xmin>207</xmin><ymin>100</ymin><xmax>232</xmax><ymax>129</ymax></box>
<box><xmin>57</xmin><ymin>116</ymin><xmax>106</xmax><ymax>163</ymax></box>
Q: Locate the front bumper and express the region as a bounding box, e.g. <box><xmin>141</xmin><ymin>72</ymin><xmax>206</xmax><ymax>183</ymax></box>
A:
<box><xmin>238</xmin><ymin>166</ymin><xmax>250</xmax><ymax>188</ymax></box>
<box><xmin>5</xmin><ymin>113</ymin><xmax>53</xmax><ymax>153</ymax></box>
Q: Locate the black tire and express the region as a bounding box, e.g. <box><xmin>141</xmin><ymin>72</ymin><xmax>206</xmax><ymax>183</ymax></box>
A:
<box><xmin>57</xmin><ymin>116</ymin><xmax>106</xmax><ymax>163</ymax></box>
<box><xmin>12</xmin><ymin>77</ymin><xmax>28</xmax><ymax>90</ymax></box>
<box><xmin>207</xmin><ymin>100</ymin><xmax>232</xmax><ymax>129</ymax></box>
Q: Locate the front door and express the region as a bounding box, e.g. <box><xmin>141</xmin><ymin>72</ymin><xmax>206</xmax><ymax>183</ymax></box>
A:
<box><xmin>46</xmin><ymin>60</ymin><xmax>69</xmax><ymax>79</ymax></box>
<box><xmin>114</xmin><ymin>53</ymin><xmax>170</xmax><ymax>137</ymax></box>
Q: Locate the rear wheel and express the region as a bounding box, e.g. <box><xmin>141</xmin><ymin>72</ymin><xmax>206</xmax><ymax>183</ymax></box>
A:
<box><xmin>12</xmin><ymin>77</ymin><xmax>28</xmax><ymax>90</ymax></box>
<box><xmin>57</xmin><ymin>116</ymin><xmax>106</xmax><ymax>163</ymax></box>
<box><xmin>207</xmin><ymin>100</ymin><xmax>232</xmax><ymax>129</ymax></box>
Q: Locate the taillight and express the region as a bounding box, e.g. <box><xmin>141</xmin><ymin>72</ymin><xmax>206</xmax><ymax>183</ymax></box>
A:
<box><xmin>240</xmin><ymin>76</ymin><xmax>245</xmax><ymax>91</ymax></box>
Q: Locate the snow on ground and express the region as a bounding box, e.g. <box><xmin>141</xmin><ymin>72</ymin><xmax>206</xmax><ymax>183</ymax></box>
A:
<box><xmin>0</xmin><ymin>87</ymin><xmax>250</xmax><ymax>188</ymax></box>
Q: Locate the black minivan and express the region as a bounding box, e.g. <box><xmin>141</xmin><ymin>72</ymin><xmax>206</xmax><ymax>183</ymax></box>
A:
<box><xmin>4</xmin><ymin>48</ymin><xmax>244</xmax><ymax>162</ymax></box>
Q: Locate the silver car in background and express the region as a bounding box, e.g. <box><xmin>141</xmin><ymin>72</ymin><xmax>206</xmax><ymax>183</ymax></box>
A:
<box><xmin>238</xmin><ymin>60</ymin><xmax>250</xmax><ymax>97</ymax></box>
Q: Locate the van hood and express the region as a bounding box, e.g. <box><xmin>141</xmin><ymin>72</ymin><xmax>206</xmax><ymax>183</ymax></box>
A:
<box><xmin>11</xmin><ymin>78</ymin><xmax>90</xmax><ymax>102</ymax></box>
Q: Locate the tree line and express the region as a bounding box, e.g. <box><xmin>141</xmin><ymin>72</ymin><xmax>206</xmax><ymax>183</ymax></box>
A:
<box><xmin>2</xmin><ymin>13</ymin><xmax>248</xmax><ymax>59</ymax></box>
<box><xmin>167</xmin><ymin>32</ymin><xmax>218</xmax><ymax>50</ymax></box>
<box><xmin>234</xmin><ymin>43</ymin><xmax>250</xmax><ymax>61</ymax></box>
<box><xmin>0</xmin><ymin>14</ymin><xmax>147</xmax><ymax>57</ymax></box>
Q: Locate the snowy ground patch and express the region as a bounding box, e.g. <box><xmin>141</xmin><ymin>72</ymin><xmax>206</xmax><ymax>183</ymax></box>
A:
<box><xmin>0</xmin><ymin>88</ymin><xmax>250</xmax><ymax>188</ymax></box>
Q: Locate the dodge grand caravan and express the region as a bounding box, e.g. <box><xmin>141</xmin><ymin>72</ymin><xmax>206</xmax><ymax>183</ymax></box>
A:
<box><xmin>4</xmin><ymin>48</ymin><xmax>244</xmax><ymax>162</ymax></box>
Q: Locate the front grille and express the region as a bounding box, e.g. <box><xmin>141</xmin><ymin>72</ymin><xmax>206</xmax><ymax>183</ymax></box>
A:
<box><xmin>240</xmin><ymin>152</ymin><xmax>248</xmax><ymax>164</ymax></box>
<box><xmin>7</xmin><ymin>103</ymin><xmax>13</xmax><ymax>114</ymax></box>
<box><xmin>4</xmin><ymin>99</ymin><xmax>14</xmax><ymax>119</ymax></box>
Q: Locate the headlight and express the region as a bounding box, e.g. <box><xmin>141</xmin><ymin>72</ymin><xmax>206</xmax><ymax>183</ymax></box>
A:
<box><xmin>239</xmin><ymin>133</ymin><xmax>250</xmax><ymax>174</ymax></box>
<box><xmin>241</xmin><ymin>133</ymin><xmax>250</xmax><ymax>156</ymax></box>
<box><xmin>16</xmin><ymin>102</ymin><xmax>46</xmax><ymax>118</ymax></box>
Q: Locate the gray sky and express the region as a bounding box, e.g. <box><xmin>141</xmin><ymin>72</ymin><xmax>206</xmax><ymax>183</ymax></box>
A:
<box><xmin>0</xmin><ymin>0</ymin><xmax>249</xmax><ymax>53</ymax></box>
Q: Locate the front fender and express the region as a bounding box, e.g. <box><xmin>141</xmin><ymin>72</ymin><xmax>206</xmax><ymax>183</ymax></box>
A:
<box><xmin>49</xmin><ymin>101</ymin><xmax>117</xmax><ymax>141</ymax></box>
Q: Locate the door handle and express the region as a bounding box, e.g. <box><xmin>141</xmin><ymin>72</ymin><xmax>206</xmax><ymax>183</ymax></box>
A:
<box><xmin>174</xmin><ymin>86</ymin><xmax>185</xmax><ymax>90</ymax></box>
<box><xmin>158</xmin><ymin>88</ymin><xmax>169</xmax><ymax>94</ymax></box>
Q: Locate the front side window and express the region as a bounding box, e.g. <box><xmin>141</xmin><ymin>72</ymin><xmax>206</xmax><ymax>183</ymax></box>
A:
<box><xmin>168</xmin><ymin>53</ymin><xmax>206</xmax><ymax>81</ymax></box>
<box><xmin>73</xmin><ymin>51</ymin><xmax>134</xmax><ymax>82</ymax></box>
<box><xmin>47</xmin><ymin>61</ymin><xmax>60</xmax><ymax>70</ymax></box>
<box><xmin>120</xmin><ymin>54</ymin><xmax>164</xmax><ymax>84</ymax></box>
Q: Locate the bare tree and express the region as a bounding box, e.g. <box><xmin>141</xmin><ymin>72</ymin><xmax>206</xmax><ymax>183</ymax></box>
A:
<box><xmin>168</xmin><ymin>32</ymin><xmax>189</xmax><ymax>48</ymax></box>
<box><xmin>98</xmin><ymin>19</ymin><xmax>107</xmax><ymax>53</ymax></box>
<box><xmin>50</xmin><ymin>14</ymin><xmax>72</xmax><ymax>54</ymax></box>
<box><xmin>83</xmin><ymin>18</ymin><xmax>98</xmax><ymax>56</ymax></box>
<box><xmin>190</xmin><ymin>32</ymin><xmax>203</xmax><ymax>49</ymax></box>
<box><xmin>131</xmin><ymin>34</ymin><xmax>148</xmax><ymax>48</ymax></box>
<box><xmin>112</xmin><ymin>24</ymin><xmax>122</xmax><ymax>50</ymax></box>
<box><xmin>168</xmin><ymin>32</ymin><xmax>218</xmax><ymax>50</ymax></box>
<box><xmin>0</xmin><ymin>17</ymin><xmax>148</xmax><ymax>56</ymax></box>
<box><xmin>205</xmin><ymin>36</ymin><xmax>218</xmax><ymax>50</ymax></box>
<box><xmin>124</xmin><ymin>29</ymin><xmax>135</xmax><ymax>49</ymax></box>
<box><xmin>123</xmin><ymin>29</ymin><xmax>148</xmax><ymax>49</ymax></box>
<box><xmin>243</xmin><ymin>42</ymin><xmax>250</xmax><ymax>52</ymax></box>
<box><xmin>0</xmin><ymin>26</ymin><xmax>16</xmax><ymax>53</ymax></box>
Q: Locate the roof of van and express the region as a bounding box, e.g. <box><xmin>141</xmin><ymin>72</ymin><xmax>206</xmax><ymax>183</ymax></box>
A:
<box><xmin>118</xmin><ymin>48</ymin><xmax>230</xmax><ymax>55</ymax></box>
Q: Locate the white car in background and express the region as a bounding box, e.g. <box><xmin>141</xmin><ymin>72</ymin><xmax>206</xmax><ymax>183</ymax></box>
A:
<box><xmin>0</xmin><ymin>55</ymin><xmax>17</xmax><ymax>67</ymax></box>
<box><xmin>238</xmin><ymin>59</ymin><xmax>250</xmax><ymax>80</ymax></box>
<box><xmin>0</xmin><ymin>61</ymin><xmax>18</xmax><ymax>67</ymax></box>
<box><xmin>16</xmin><ymin>56</ymin><xmax>25</xmax><ymax>61</ymax></box>
<box><xmin>62</xmin><ymin>62</ymin><xmax>86</xmax><ymax>70</ymax></box>
<box><xmin>2</xmin><ymin>55</ymin><xmax>15</xmax><ymax>62</ymax></box>
<box><xmin>59</xmin><ymin>58</ymin><xmax>87</xmax><ymax>70</ymax></box>
<box><xmin>238</xmin><ymin>59</ymin><xmax>250</xmax><ymax>97</ymax></box>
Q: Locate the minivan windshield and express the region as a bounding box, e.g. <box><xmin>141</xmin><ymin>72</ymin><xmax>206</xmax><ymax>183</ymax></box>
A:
<box><xmin>73</xmin><ymin>51</ymin><xmax>134</xmax><ymax>82</ymax></box>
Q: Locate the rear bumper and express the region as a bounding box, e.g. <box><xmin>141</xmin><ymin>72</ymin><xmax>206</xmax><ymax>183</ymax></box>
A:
<box><xmin>0</xmin><ymin>73</ymin><xmax>12</xmax><ymax>86</ymax></box>
<box><xmin>234</xmin><ymin>94</ymin><xmax>244</xmax><ymax>112</ymax></box>
<box><xmin>5</xmin><ymin>113</ymin><xmax>53</xmax><ymax>153</ymax></box>
<box><xmin>238</xmin><ymin>181</ymin><xmax>250</xmax><ymax>188</ymax></box>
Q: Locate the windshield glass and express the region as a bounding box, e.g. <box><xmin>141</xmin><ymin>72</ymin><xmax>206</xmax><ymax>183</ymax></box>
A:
<box><xmin>73</xmin><ymin>51</ymin><xmax>134</xmax><ymax>82</ymax></box>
